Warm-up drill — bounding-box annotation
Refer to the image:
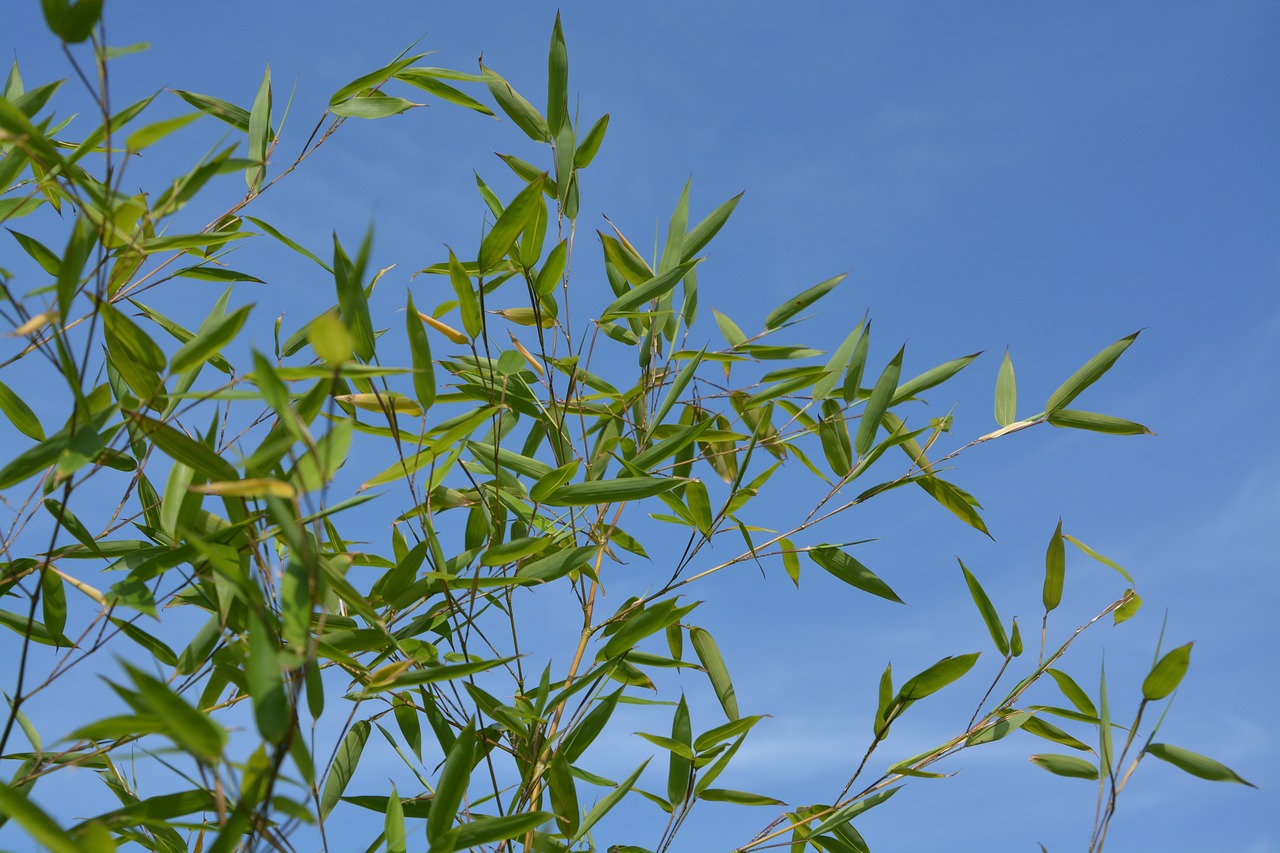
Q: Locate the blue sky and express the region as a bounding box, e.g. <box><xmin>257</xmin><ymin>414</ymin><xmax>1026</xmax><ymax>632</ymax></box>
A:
<box><xmin>2</xmin><ymin>2</ymin><xmax>1277</xmax><ymax>851</ymax></box>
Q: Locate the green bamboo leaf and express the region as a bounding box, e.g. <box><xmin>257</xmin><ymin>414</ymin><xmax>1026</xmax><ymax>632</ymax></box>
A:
<box><xmin>531</xmin><ymin>459</ymin><xmax>580</xmax><ymax>504</ymax></box>
<box><xmin>1043</xmin><ymin>519</ymin><xmax>1065</xmax><ymax>613</ymax></box>
<box><xmin>649</xmin><ymin>348</ymin><xmax>704</xmax><ymax>436</ymax></box>
<box><xmin>916</xmin><ymin>476</ymin><xmax>990</xmax><ymax>537</ymax></box>
<box><xmin>809</xmin><ymin>546</ymin><xmax>903</xmax><ymax>604</ymax></box>
<box><xmin>385</xmin><ymin>785</ymin><xmax>406</xmax><ymax>853</ymax></box>
<box><xmin>813</xmin><ymin>322</ymin><xmax>865</xmax><ymax>400</ymax></box>
<box><xmin>690</xmin><ymin>626</ymin><xmax>738</xmax><ymax>721</ymax></box>
<box><xmin>482</xmin><ymin>64</ymin><xmax>551</xmax><ymax>142</ymax></box>
<box><xmin>684</xmin><ymin>479</ymin><xmax>713</xmax><ymax>535</ymax></box>
<box><xmin>683</xmin><ymin>192</ymin><xmax>743</xmax><ymax>261</ymax></box>
<box><xmin>428</xmin><ymin>720</ymin><xmax>476</xmax><ymax>843</ymax></box>
<box><xmin>480</xmin><ymin>536</ymin><xmax>552</xmax><ymax>566</ymax></box>
<box><xmin>535</xmin><ymin>238</ymin><xmax>568</xmax><ymax>297</ymax></box>
<box><xmin>1046</xmin><ymin>669</ymin><xmax>1097</xmax><ymax>717</ymax></box>
<box><xmin>393</xmin><ymin>69</ymin><xmax>495</xmax><ymax>115</ymax></box>
<box><xmin>7</xmin><ymin>229</ymin><xmax>61</xmax><ymax>275</ymax></box>
<box><xmin>764</xmin><ymin>272</ymin><xmax>846</xmax><ymax>330</ymax></box>
<box><xmin>668</xmin><ymin>695</ymin><xmax>693</xmax><ymax>805</ymax></box>
<box><xmin>1142</xmin><ymin>642</ymin><xmax>1193</xmax><ymax>701</ymax></box>
<box><xmin>125</xmin><ymin>111</ymin><xmax>200</xmax><ymax>150</ymax></box>
<box><xmin>854</xmin><ymin>346</ymin><xmax>903</xmax><ymax>456</ymax></box>
<box><xmin>247</xmin><ymin>613</ymin><xmax>288</xmax><ymax>744</ymax></box>
<box><xmin>1046</xmin><ymin>331</ymin><xmax>1141</xmax><ymax>414</ymax></box>
<box><xmin>1114</xmin><ymin>589</ymin><xmax>1142</xmax><ymax>624</ymax></box>
<box><xmin>818</xmin><ymin>399</ymin><xmax>853</xmax><ymax>478</ymax></box>
<box><xmin>170</xmin><ymin>89</ymin><xmax>250</xmax><ymax>130</ymax></box>
<box><xmin>39</xmin><ymin>568</ymin><xmax>66</xmax><ymax>639</ymax></box>
<box><xmin>333</xmin><ymin>231</ymin><xmax>375</xmax><ymax>361</ymax></box>
<box><xmin>449</xmin><ymin>812</ymin><xmax>552</xmax><ymax>851</ymax></box>
<box><xmin>109</xmin><ymin>617</ymin><xmax>178</xmax><ymax>666</ymax></box>
<box><xmin>0</xmin><ymin>379</ymin><xmax>45</xmax><ymax>440</ymax></box>
<box><xmin>124</xmin><ymin>663</ymin><xmax>225</xmax><ymax>762</ymax></box>
<box><xmin>0</xmin><ymin>610</ymin><xmax>71</xmax><ymax>646</ymax></box>
<box><xmin>1046</xmin><ymin>409</ymin><xmax>1155</xmax><ymax>436</ymax></box>
<box><xmin>958</xmin><ymin>559</ymin><xmax>1008</xmax><ymax>655</ymax></box>
<box><xmin>244</xmin><ymin>216</ymin><xmax>332</xmax><ymax>271</ymax></box>
<box><xmin>697</xmin><ymin>788</ymin><xmax>784</xmax><ymax>806</ymax></box>
<box><xmin>547</xmin><ymin>12</ymin><xmax>569</xmax><ymax>134</ymax></box>
<box><xmin>44</xmin><ymin>499</ymin><xmax>103</xmax><ymax>557</ymax></box>
<box><xmin>321</xmin><ymin>720</ymin><xmax>371</xmax><ymax>818</ymax></box>
<box><xmin>712</xmin><ymin>308</ymin><xmax>747</xmax><ymax>349</ymax></box>
<box><xmin>890</xmin><ymin>352</ymin><xmax>980</xmax><ymax>405</ymax></box>
<box><xmin>371</xmin><ymin>657</ymin><xmax>513</xmax><ymax>691</ymax></box>
<box><xmin>779</xmin><ymin>537</ymin><xmax>801</xmax><ymax>587</ymax></box>
<box><xmin>170</xmin><ymin>304</ymin><xmax>251</xmax><ymax>374</ymax></box>
<box><xmin>0</xmin><ymin>782</ymin><xmax>80</xmax><ymax>853</ymax></box>
<box><xmin>543</xmin><ymin>475</ymin><xmax>684</xmax><ymax>507</ymax></box>
<box><xmin>331</xmin><ymin>93</ymin><xmax>419</xmax><ymax>118</ymax></box>
<box><xmin>898</xmin><ymin>652</ymin><xmax>980</xmax><ymax>701</ymax></box>
<box><xmin>995</xmin><ymin>347</ymin><xmax>1016</xmax><ymax>427</ymax></box>
<box><xmin>572</xmin><ymin>758</ymin><xmax>649</xmax><ymax>843</ymax></box>
<box><xmin>842</xmin><ymin>319</ymin><xmax>872</xmax><ymax>404</ymax></box>
<box><xmin>101</xmin><ymin>300</ymin><xmax>167</xmax><ymax>405</ymax></box>
<box><xmin>1029</xmin><ymin>753</ymin><xmax>1099</xmax><ymax>780</ymax></box>
<box><xmin>1022</xmin><ymin>716</ymin><xmax>1093</xmax><ymax>752</ymax></box>
<box><xmin>693</xmin><ymin>715</ymin><xmax>763</xmax><ymax>753</ymax></box>
<box><xmin>478</xmin><ymin>174</ymin><xmax>547</xmax><ymax>273</ymax></box>
<box><xmin>246</xmin><ymin>64</ymin><xmax>271</xmax><ymax>191</ymax></box>
<box><xmin>1145</xmin><ymin>743</ymin><xmax>1255</xmax><ymax>786</ymax></box>
<box><xmin>405</xmin><ymin>292</ymin><xmax>436</xmax><ymax>410</ymax></box>
<box><xmin>126</xmin><ymin>412</ymin><xmax>238</xmax><ymax>482</ymax></box>
<box><xmin>602</xmin><ymin>600</ymin><xmax>699</xmax><ymax>661</ymax></box>
<box><xmin>41</xmin><ymin>0</ymin><xmax>103</xmax><ymax>43</ymax></box>
<box><xmin>139</xmin><ymin>230</ymin><xmax>248</xmax><ymax>253</ymax></box>
<box><xmin>1062</xmin><ymin>534</ymin><xmax>1134</xmax><ymax>585</ymax></box>
<box><xmin>574</xmin><ymin>113</ymin><xmax>609</xmax><ymax>168</ymax></box>
<box><xmin>548</xmin><ymin>749</ymin><xmax>580</xmax><ymax>837</ymax></box>
<box><xmin>600</xmin><ymin>260</ymin><xmax>700</xmax><ymax>321</ymax></box>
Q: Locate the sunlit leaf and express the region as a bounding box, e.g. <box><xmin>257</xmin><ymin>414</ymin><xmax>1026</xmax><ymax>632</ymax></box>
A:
<box><xmin>1146</xmin><ymin>743</ymin><xmax>1255</xmax><ymax>786</ymax></box>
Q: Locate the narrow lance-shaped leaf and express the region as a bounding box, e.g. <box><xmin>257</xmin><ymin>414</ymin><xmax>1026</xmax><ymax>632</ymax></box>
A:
<box><xmin>0</xmin><ymin>379</ymin><xmax>46</xmax><ymax>438</ymax></box>
<box><xmin>428</xmin><ymin>720</ymin><xmax>475</xmax><ymax>843</ymax></box>
<box><xmin>320</xmin><ymin>720</ymin><xmax>370</xmax><ymax>818</ymax></box>
<box><xmin>1145</xmin><ymin>743</ymin><xmax>1256</xmax><ymax>786</ymax></box>
<box><xmin>854</xmin><ymin>346</ymin><xmax>903</xmax><ymax>456</ymax></box>
<box><xmin>682</xmin><ymin>191</ymin><xmax>743</xmax><ymax>261</ymax></box>
<box><xmin>1046</xmin><ymin>330</ymin><xmax>1141</xmax><ymax>414</ymax></box>
<box><xmin>995</xmin><ymin>347</ymin><xmax>1016</xmax><ymax>427</ymax></box>
<box><xmin>171</xmin><ymin>304</ymin><xmax>252</xmax><ymax>374</ymax></box>
<box><xmin>764</xmin><ymin>272</ymin><xmax>846</xmax><ymax>330</ymax></box>
<box><xmin>481</xmin><ymin>64</ymin><xmax>551</xmax><ymax>142</ymax></box>
<box><xmin>809</xmin><ymin>546</ymin><xmax>903</xmax><ymax>604</ymax></box>
<box><xmin>890</xmin><ymin>352</ymin><xmax>980</xmax><ymax>406</ymax></box>
<box><xmin>547</xmin><ymin>749</ymin><xmax>580</xmax><ymax>837</ymax></box>
<box><xmin>385</xmin><ymin>785</ymin><xmax>406</xmax><ymax>853</ymax></box>
<box><xmin>690</xmin><ymin>626</ymin><xmax>738</xmax><ymax>721</ymax></box>
<box><xmin>333</xmin><ymin>232</ymin><xmax>375</xmax><ymax>361</ymax></box>
<box><xmin>958</xmin><ymin>559</ymin><xmax>1008</xmax><ymax>656</ymax></box>
<box><xmin>247</xmin><ymin>613</ymin><xmax>288</xmax><ymax>744</ymax></box>
<box><xmin>1142</xmin><ymin>642</ymin><xmax>1192</xmax><ymax>701</ymax></box>
<box><xmin>478</xmin><ymin>174</ymin><xmax>546</xmax><ymax>274</ymax></box>
<box><xmin>1030</xmin><ymin>753</ymin><xmax>1099</xmax><ymax>780</ymax></box>
<box><xmin>574</xmin><ymin>113</ymin><xmax>609</xmax><ymax>168</ymax></box>
<box><xmin>546</xmin><ymin>12</ymin><xmax>569</xmax><ymax>134</ymax></box>
<box><xmin>1043</xmin><ymin>519</ymin><xmax>1065</xmax><ymax>613</ymax></box>
<box><xmin>668</xmin><ymin>695</ymin><xmax>693</xmax><ymax>806</ymax></box>
<box><xmin>1047</xmin><ymin>409</ymin><xmax>1155</xmax><ymax>436</ymax></box>
<box><xmin>898</xmin><ymin>652</ymin><xmax>980</xmax><ymax>701</ymax></box>
<box><xmin>246</xmin><ymin>64</ymin><xmax>271</xmax><ymax>191</ymax></box>
<box><xmin>405</xmin><ymin>292</ymin><xmax>436</xmax><ymax>409</ymax></box>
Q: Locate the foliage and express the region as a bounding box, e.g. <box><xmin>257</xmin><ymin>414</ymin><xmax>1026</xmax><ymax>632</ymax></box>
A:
<box><xmin>0</xmin><ymin>7</ymin><xmax>1251</xmax><ymax>853</ymax></box>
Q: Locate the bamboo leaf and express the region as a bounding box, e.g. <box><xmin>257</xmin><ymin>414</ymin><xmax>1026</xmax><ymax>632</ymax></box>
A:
<box><xmin>916</xmin><ymin>477</ymin><xmax>990</xmax><ymax>537</ymax></box>
<box><xmin>809</xmin><ymin>546</ymin><xmax>903</xmax><ymax>604</ymax></box>
<box><xmin>543</xmin><ymin>475</ymin><xmax>684</xmax><ymax>507</ymax></box>
<box><xmin>898</xmin><ymin>652</ymin><xmax>980</xmax><ymax>701</ymax></box>
<box><xmin>170</xmin><ymin>304</ymin><xmax>252</xmax><ymax>374</ymax></box>
<box><xmin>890</xmin><ymin>352</ymin><xmax>980</xmax><ymax>406</ymax></box>
<box><xmin>764</xmin><ymin>273</ymin><xmax>846</xmax><ymax>330</ymax></box>
<box><xmin>690</xmin><ymin>627</ymin><xmax>738</xmax><ymax>721</ymax></box>
<box><xmin>854</xmin><ymin>346</ymin><xmax>903</xmax><ymax>456</ymax></box>
<box><xmin>697</xmin><ymin>788</ymin><xmax>784</xmax><ymax>806</ymax></box>
<box><xmin>1045</xmin><ymin>331</ymin><xmax>1141</xmax><ymax>414</ymax></box>
<box><xmin>1029</xmin><ymin>753</ymin><xmax>1099</xmax><ymax>780</ymax></box>
<box><xmin>321</xmin><ymin>721</ymin><xmax>371</xmax><ymax>818</ymax></box>
<box><xmin>1146</xmin><ymin>743</ymin><xmax>1255</xmax><ymax>786</ymax></box>
<box><xmin>1047</xmin><ymin>409</ymin><xmax>1155</xmax><ymax>436</ymax></box>
<box><xmin>428</xmin><ymin>720</ymin><xmax>475</xmax><ymax>843</ymax></box>
<box><xmin>548</xmin><ymin>749</ymin><xmax>580</xmax><ymax>837</ymax></box>
<box><xmin>1142</xmin><ymin>642</ymin><xmax>1193</xmax><ymax>701</ymax></box>
<box><xmin>479</xmin><ymin>174</ymin><xmax>546</xmax><ymax>273</ymax></box>
<box><xmin>958</xmin><ymin>559</ymin><xmax>1008</xmax><ymax>656</ymax></box>
<box><xmin>0</xmin><ymin>782</ymin><xmax>80</xmax><ymax>853</ymax></box>
<box><xmin>995</xmin><ymin>347</ymin><xmax>1016</xmax><ymax>426</ymax></box>
<box><xmin>600</xmin><ymin>260</ymin><xmax>700</xmax><ymax>321</ymax></box>
<box><xmin>1043</xmin><ymin>518</ymin><xmax>1065</xmax><ymax>613</ymax></box>
<box><xmin>572</xmin><ymin>759</ymin><xmax>649</xmax><ymax>843</ymax></box>
<box><xmin>482</xmin><ymin>64</ymin><xmax>550</xmax><ymax>142</ymax></box>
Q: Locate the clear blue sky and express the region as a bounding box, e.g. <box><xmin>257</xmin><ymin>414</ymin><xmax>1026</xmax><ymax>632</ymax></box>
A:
<box><xmin>2</xmin><ymin>2</ymin><xmax>1277</xmax><ymax>851</ymax></box>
